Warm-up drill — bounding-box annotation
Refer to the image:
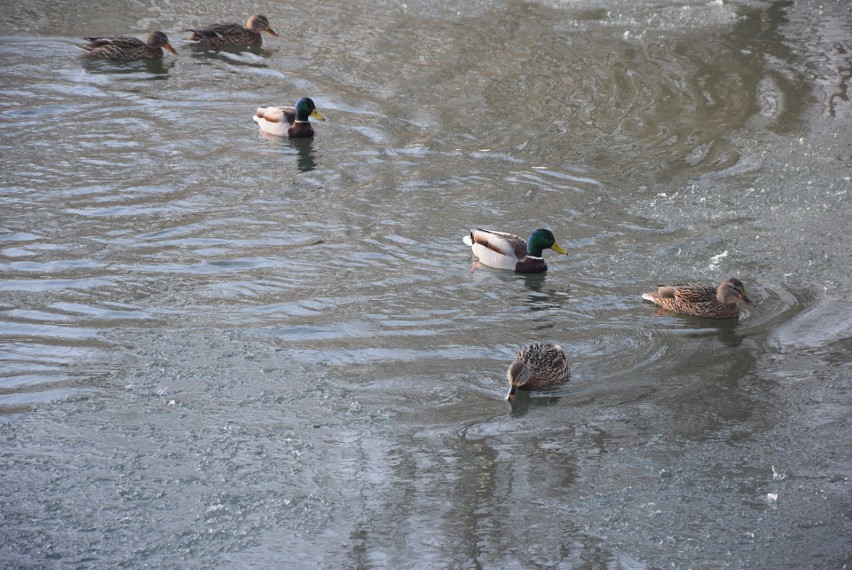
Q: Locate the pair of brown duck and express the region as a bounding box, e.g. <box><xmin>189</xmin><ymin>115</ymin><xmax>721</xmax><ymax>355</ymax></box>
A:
<box><xmin>463</xmin><ymin>228</ymin><xmax>755</xmax><ymax>399</ymax></box>
<box><xmin>74</xmin><ymin>14</ymin><xmax>277</xmax><ymax>61</ymax></box>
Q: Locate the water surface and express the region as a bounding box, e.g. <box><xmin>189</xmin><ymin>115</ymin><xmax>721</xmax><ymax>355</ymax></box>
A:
<box><xmin>1</xmin><ymin>0</ymin><xmax>850</xmax><ymax>567</ymax></box>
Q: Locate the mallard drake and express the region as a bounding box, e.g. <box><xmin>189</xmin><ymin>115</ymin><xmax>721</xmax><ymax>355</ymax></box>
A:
<box><xmin>253</xmin><ymin>98</ymin><xmax>326</xmax><ymax>138</ymax></box>
<box><xmin>74</xmin><ymin>31</ymin><xmax>177</xmax><ymax>61</ymax></box>
<box><xmin>642</xmin><ymin>278</ymin><xmax>754</xmax><ymax>319</ymax></box>
<box><xmin>185</xmin><ymin>14</ymin><xmax>278</xmax><ymax>47</ymax></box>
<box><xmin>506</xmin><ymin>343</ymin><xmax>571</xmax><ymax>400</ymax></box>
<box><xmin>463</xmin><ymin>228</ymin><xmax>568</xmax><ymax>274</ymax></box>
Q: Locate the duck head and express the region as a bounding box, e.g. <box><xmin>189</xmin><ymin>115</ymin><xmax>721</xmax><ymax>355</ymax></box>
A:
<box><xmin>526</xmin><ymin>228</ymin><xmax>568</xmax><ymax>257</ymax></box>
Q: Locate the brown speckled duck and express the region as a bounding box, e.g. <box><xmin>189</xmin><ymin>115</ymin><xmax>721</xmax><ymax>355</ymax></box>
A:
<box><xmin>185</xmin><ymin>14</ymin><xmax>278</xmax><ymax>48</ymax></box>
<box><xmin>506</xmin><ymin>343</ymin><xmax>571</xmax><ymax>400</ymax></box>
<box><xmin>75</xmin><ymin>31</ymin><xmax>177</xmax><ymax>61</ymax></box>
<box><xmin>463</xmin><ymin>228</ymin><xmax>568</xmax><ymax>274</ymax></box>
<box><xmin>642</xmin><ymin>278</ymin><xmax>754</xmax><ymax>319</ymax></box>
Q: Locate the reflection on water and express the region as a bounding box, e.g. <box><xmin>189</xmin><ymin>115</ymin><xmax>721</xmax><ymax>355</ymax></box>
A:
<box><xmin>79</xmin><ymin>55</ymin><xmax>175</xmax><ymax>76</ymax></box>
<box><xmin>255</xmin><ymin>131</ymin><xmax>320</xmax><ymax>172</ymax></box>
<box><xmin>506</xmin><ymin>391</ymin><xmax>565</xmax><ymax>417</ymax></box>
<box><xmin>0</xmin><ymin>0</ymin><xmax>850</xmax><ymax>568</ymax></box>
<box><xmin>182</xmin><ymin>42</ymin><xmax>273</xmax><ymax>64</ymax></box>
<box><xmin>290</xmin><ymin>137</ymin><xmax>318</xmax><ymax>172</ymax></box>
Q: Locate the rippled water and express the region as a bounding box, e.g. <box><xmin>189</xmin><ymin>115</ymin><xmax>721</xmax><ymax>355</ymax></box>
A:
<box><xmin>1</xmin><ymin>0</ymin><xmax>850</xmax><ymax>567</ymax></box>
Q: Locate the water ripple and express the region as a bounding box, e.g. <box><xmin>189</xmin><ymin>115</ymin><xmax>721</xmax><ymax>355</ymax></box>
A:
<box><xmin>0</xmin><ymin>2</ymin><xmax>849</xmax><ymax>567</ymax></box>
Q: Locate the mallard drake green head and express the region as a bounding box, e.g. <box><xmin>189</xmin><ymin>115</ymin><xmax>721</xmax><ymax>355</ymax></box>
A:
<box><xmin>463</xmin><ymin>228</ymin><xmax>568</xmax><ymax>274</ymax></box>
<box><xmin>185</xmin><ymin>14</ymin><xmax>278</xmax><ymax>47</ymax></box>
<box><xmin>253</xmin><ymin>98</ymin><xmax>326</xmax><ymax>138</ymax></box>
<box><xmin>506</xmin><ymin>343</ymin><xmax>571</xmax><ymax>400</ymax></box>
<box><xmin>75</xmin><ymin>31</ymin><xmax>177</xmax><ymax>61</ymax></box>
<box><xmin>642</xmin><ymin>277</ymin><xmax>754</xmax><ymax>319</ymax></box>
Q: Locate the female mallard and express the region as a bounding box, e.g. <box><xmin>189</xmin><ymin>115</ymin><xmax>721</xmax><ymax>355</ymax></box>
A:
<box><xmin>642</xmin><ymin>278</ymin><xmax>754</xmax><ymax>319</ymax></box>
<box><xmin>253</xmin><ymin>98</ymin><xmax>326</xmax><ymax>138</ymax></box>
<box><xmin>185</xmin><ymin>14</ymin><xmax>278</xmax><ymax>47</ymax></box>
<box><xmin>506</xmin><ymin>343</ymin><xmax>571</xmax><ymax>400</ymax></box>
<box><xmin>463</xmin><ymin>228</ymin><xmax>568</xmax><ymax>274</ymax></box>
<box><xmin>75</xmin><ymin>31</ymin><xmax>177</xmax><ymax>61</ymax></box>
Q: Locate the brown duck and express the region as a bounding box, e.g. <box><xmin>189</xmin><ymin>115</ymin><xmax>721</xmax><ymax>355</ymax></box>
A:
<box><xmin>506</xmin><ymin>343</ymin><xmax>571</xmax><ymax>400</ymax></box>
<box><xmin>185</xmin><ymin>14</ymin><xmax>278</xmax><ymax>48</ymax></box>
<box><xmin>642</xmin><ymin>278</ymin><xmax>754</xmax><ymax>319</ymax></box>
<box><xmin>75</xmin><ymin>31</ymin><xmax>177</xmax><ymax>61</ymax></box>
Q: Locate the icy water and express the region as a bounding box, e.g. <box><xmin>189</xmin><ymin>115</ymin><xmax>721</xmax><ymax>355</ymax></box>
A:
<box><xmin>1</xmin><ymin>0</ymin><xmax>850</xmax><ymax>567</ymax></box>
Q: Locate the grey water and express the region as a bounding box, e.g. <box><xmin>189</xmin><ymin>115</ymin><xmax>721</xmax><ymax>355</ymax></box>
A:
<box><xmin>1</xmin><ymin>0</ymin><xmax>850</xmax><ymax>567</ymax></box>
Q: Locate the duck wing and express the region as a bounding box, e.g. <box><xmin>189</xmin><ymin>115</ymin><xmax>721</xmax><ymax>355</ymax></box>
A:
<box><xmin>254</xmin><ymin>106</ymin><xmax>296</xmax><ymax>126</ymax></box>
<box><xmin>516</xmin><ymin>343</ymin><xmax>570</xmax><ymax>388</ymax></box>
<box><xmin>77</xmin><ymin>36</ymin><xmax>148</xmax><ymax>59</ymax></box>
<box><xmin>651</xmin><ymin>282</ymin><xmax>715</xmax><ymax>303</ymax></box>
<box><xmin>82</xmin><ymin>36</ymin><xmax>143</xmax><ymax>49</ymax></box>
<box><xmin>186</xmin><ymin>22</ymin><xmax>243</xmax><ymax>41</ymax></box>
<box><xmin>468</xmin><ymin>229</ymin><xmax>527</xmax><ymax>259</ymax></box>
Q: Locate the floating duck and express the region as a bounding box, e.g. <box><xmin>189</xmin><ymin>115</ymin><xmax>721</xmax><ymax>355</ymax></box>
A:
<box><xmin>506</xmin><ymin>343</ymin><xmax>571</xmax><ymax>400</ymax></box>
<box><xmin>75</xmin><ymin>31</ymin><xmax>177</xmax><ymax>61</ymax></box>
<box><xmin>185</xmin><ymin>14</ymin><xmax>278</xmax><ymax>47</ymax></box>
<box><xmin>253</xmin><ymin>98</ymin><xmax>326</xmax><ymax>138</ymax></box>
<box><xmin>642</xmin><ymin>278</ymin><xmax>754</xmax><ymax>319</ymax></box>
<box><xmin>463</xmin><ymin>228</ymin><xmax>568</xmax><ymax>273</ymax></box>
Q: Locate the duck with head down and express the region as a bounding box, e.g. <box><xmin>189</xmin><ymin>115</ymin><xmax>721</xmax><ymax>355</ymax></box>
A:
<box><xmin>185</xmin><ymin>14</ymin><xmax>278</xmax><ymax>48</ymax></box>
<box><xmin>642</xmin><ymin>277</ymin><xmax>754</xmax><ymax>319</ymax></box>
<box><xmin>75</xmin><ymin>31</ymin><xmax>177</xmax><ymax>61</ymax></box>
<box><xmin>463</xmin><ymin>228</ymin><xmax>568</xmax><ymax>274</ymax></box>
<box><xmin>505</xmin><ymin>343</ymin><xmax>571</xmax><ymax>400</ymax></box>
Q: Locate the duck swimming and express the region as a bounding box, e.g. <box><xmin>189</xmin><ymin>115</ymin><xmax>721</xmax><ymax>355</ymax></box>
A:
<box><xmin>253</xmin><ymin>98</ymin><xmax>326</xmax><ymax>138</ymax></box>
<box><xmin>642</xmin><ymin>278</ymin><xmax>754</xmax><ymax>319</ymax></box>
<box><xmin>75</xmin><ymin>31</ymin><xmax>177</xmax><ymax>61</ymax></box>
<box><xmin>506</xmin><ymin>343</ymin><xmax>571</xmax><ymax>400</ymax></box>
<box><xmin>463</xmin><ymin>228</ymin><xmax>568</xmax><ymax>274</ymax></box>
<box><xmin>185</xmin><ymin>14</ymin><xmax>278</xmax><ymax>48</ymax></box>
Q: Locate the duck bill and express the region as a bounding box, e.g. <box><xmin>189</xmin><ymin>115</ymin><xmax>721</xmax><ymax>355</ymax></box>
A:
<box><xmin>505</xmin><ymin>386</ymin><xmax>518</xmax><ymax>401</ymax></box>
<box><xmin>741</xmin><ymin>294</ymin><xmax>754</xmax><ymax>306</ymax></box>
<box><xmin>265</xmin><ymin>28</ymin><xmax>279</xmax><ymax>37</ymax></box>
<box><xmin>163</xmin><ymin>43</ymin><xmax>178</xmax><ymax>55</ymax></box>
<box><xmin>551</xmin><ymin>243</ymin><xmax>568</xmax><ymax>255</ymax></box>
<box><xmin>311</xmin><ymin>109</ymin><xmax>326</xmax><ymax>122</ymax></box>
